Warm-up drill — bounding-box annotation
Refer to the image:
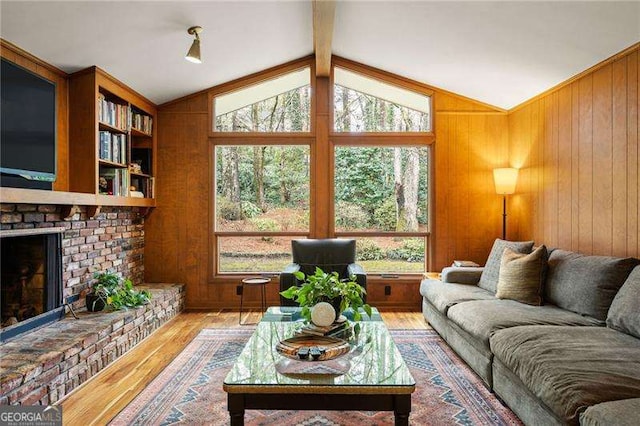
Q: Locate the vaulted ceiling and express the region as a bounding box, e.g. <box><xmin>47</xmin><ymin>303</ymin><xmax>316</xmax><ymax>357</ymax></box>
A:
<box><xmin>1</xmin><ymin>1</ymin><xmax>638</xmax><ymax>109</ymax></box>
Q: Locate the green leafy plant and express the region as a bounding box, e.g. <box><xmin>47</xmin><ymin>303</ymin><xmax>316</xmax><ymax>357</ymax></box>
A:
<box><xmin>89</xmin><ymin>272</ymin><xmax>151</xmax><ymax>311</ymax></box>
<box><xmin>280</xmin><ymin>267</ymin><xmax>372</xmax><ymax>322</ymax></box>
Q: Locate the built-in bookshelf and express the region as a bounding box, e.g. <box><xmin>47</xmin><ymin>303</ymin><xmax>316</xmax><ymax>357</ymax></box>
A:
<box><xmin>69</xmin><ymin>67</ymin><xmax>156</xmax><ymax>205</ymax></box>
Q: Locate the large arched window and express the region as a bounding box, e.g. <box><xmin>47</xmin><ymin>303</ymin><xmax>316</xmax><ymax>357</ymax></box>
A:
<box><xmin>210</xmin><ymin>59</ymin><xmax>433</xmax><ymax>277</ymax></box>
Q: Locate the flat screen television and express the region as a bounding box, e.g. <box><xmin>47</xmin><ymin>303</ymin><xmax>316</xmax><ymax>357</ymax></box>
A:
<box><xmin>1</xmin><ymin>58</ymin><xmax>57</xmax><ymax>183</ymax></box>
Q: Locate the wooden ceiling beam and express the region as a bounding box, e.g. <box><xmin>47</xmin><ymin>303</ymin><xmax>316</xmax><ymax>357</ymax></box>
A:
<box><xmin>313</xmin><ymin>0</ymin><xmax>336</xmax><ymax>77</ymax></box>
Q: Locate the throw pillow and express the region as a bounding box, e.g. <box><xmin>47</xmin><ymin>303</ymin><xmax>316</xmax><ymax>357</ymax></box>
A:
<box><xmin>478</xmin><ymin>239</ymin><xmax>535</xmax><ymax>293</ymax></box>
<box><xmin>545</xmin><ymin>250</ymin><xmax>640</xmax><ymax>321</ymax></box>
<box><xmin>496</xmin><ymin>245</ymin><xmax>548</xmax><ymax>305</ymax></box>
<box><xmin>606</xmin><ymin>266</ymin><xmax>640</xmax><ymax>338</ymax></box>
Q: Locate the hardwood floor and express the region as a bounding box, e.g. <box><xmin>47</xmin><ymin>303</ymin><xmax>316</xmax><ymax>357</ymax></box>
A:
<box><xmin>60</xmin><ymin>310</ymin><xmax>427</xmax><ymax>425</ymax></box>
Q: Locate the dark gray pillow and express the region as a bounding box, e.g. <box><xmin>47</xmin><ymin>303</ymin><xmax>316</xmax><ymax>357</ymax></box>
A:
<box><xmin>478</xmin><ymin>239</ymin><xmax>534</xmax><ymax>293</ymax></box>
<box><xmin>545</xmin><ymin>250</ymin><xmax>640</xmax><ymax>321</ymax></box>
<box><xmin>607</xmin><ymin>266</ymin><xmax>640</xmax><ymax>338</ymax></box>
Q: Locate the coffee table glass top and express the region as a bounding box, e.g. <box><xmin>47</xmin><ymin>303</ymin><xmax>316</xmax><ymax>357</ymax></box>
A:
<box><xmin>224</xmin><ymin>313</ymin><xmax>415</xmax><ymax>393</ymax></box>
<box><xmin>262</xmin><ymin>306</ymin><xmax>382</xmax><ymax>323</ymax></box>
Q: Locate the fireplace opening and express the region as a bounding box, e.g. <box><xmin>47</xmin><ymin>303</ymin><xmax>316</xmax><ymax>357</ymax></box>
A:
<box><xmin>1</xmin><ymin>229</ymin><xmax>63</xmax><ymax>341</ymax></box>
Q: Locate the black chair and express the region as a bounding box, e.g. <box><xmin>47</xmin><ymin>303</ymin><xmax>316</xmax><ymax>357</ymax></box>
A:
<box><xmin>279</xmin><ymin>239</ymin><xmax>366</xmax><ymax>306</ymax></box>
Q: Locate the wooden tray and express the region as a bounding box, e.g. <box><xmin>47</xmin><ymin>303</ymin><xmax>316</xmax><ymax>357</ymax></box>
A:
<box><xmin>276</xmin><ymin>335</ymin><xmax>350</xmax><ymax>361</ymax></box>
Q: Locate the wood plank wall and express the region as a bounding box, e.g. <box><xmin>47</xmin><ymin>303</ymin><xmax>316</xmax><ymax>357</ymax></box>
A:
<box><xmin>1</xmin><ymin>40</ymin><xmax>69</xmax><ymax>191</ymax></box>
<box><xmin>147</xmin><ymin>69</ymin><xmax>509</xmax><ymax>309</ymax></box>
<box><xmin>434</xmin><ymin>95</ymin><xmax>509</xmax><ymax>269</ymax></box>
<box><xmin>508</xmin><ymin>46</ymin><xmax>639</xmax><ymax>258</ymax></box>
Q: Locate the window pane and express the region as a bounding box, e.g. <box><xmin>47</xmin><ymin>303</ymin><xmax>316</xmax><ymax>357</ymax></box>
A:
<box><xmin>334</xmin><ymin>67</ymin><xmax>431</xmax><ymax>132</ymax></box>
<box><xmin>215</xmin><ymin>146</ymin><xmax>310</xmax><ymax>232</ymax></box>
<box><xmin>354</xmin><ymin>237</ymin><xmax>426</xmax><ymax>273</ymax></box>
<box><xmin>214</xmin><ymin>68</ymin><xmax>311</xmax><ymax>132</ymax></box>
<box><xmin>218</xmin><ymin>236</ymin><xmax>300</xmax><ymax>273</ymax></box>
<box><xmin>334</xmin><ymin>147</ymin><xmax>429</xmax><ymax>232</ymax></box>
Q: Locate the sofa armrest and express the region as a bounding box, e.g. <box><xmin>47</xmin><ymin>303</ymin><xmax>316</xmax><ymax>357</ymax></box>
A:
<box><xmin>441</xmin><ymin>266</ymin><xmax>484</xmax><ymax>285</ymax></box>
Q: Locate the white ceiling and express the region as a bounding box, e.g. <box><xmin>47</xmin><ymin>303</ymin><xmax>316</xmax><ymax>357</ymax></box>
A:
<box><xmin>1</xmin><ymin>1</ymin><xmax>638</xmax><ymax>109</ymax></box>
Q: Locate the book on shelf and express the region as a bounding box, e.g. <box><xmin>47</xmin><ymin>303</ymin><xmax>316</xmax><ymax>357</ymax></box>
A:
<box><xmin>99</xmin><ymin>132</ymin><xmax>127</xmax><ymax>164</ymax></box>
<box><xmin>452</xmin><ymin>260</ymin><xmax>480</xmax><ymax>267</ymax></box>
<box><xmin>98</xmin><ymin>92</ymin><xmax>129</xmax><ymax>131</ymax></box>
<box><xmin>131</xmin><ymin>111</ymin><xmax>153</xmax><ymax>134</ymax></box>
<box><xmin>99</xmin><ymin>131</ymin><xmax>111</xmax><ymax>161</ymax></box>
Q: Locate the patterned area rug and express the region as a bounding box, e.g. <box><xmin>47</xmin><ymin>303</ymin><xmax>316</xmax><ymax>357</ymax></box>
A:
<box><xmin>110</xmin><ymin>328</ymin><xmax>522</xmax><ymax>425</ymax></box>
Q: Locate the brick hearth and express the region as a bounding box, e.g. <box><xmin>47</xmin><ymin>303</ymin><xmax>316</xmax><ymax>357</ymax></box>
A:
<box><xmin>0</xmin><ymin>283</ymin><xmax>185</xmax><ymax>405</ymax></box>
<box><xmin>0</xmin><ymin>203</ymin><xmax>186</xmax><ymax>405</ymax></box>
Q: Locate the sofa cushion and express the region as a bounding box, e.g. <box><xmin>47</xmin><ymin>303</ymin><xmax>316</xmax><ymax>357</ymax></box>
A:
<box><xmin>580</xmin><ymin>398</ymin><xmax>640</xmax><ymax>426</ymax></box>
<box><xmin>607</xmin><ymin>266</ymin><xmax>640</xmax><ymax>339</ymax></box>
<box><xmin>545</xmin><ymin>250</ymin><xmax>640</xmax><ymax>321</ymax></box>
<box><xmin>490</xmin><ymin>326</ymin><xmax>640</xmax><ymax>425</ymax></box>
<box><xmin>478</xmin><ymin>239</ymin><xmax>534</xmax><ymax>293</ymax></box>
<box><xmin>446</xmin><ymin>299</ymin><xmax>602</xmax><ymax>348</ymax></box>
<box><xmin>419</xmin><ymin>279</ymin><xmax>495</xmax><ymax>315</ymax></box>
<box><xmin>496</xmin><ymin>245</ymin><xmax>547</xmax><ymax>305</ymax></box>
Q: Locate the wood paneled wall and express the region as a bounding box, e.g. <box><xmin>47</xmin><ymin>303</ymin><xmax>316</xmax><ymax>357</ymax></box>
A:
<box><xmin>434</xmin><ymin>95</ymin><xmax>509</xmax><ymax>269</ymax></box>
<box><xmin>147</xmin><ymin>64</ymin><xmax>509</xmax><ymax>309</ymax></box>
<box><xmin>1</xmin><ymin>40</ymin><xmax>69</xmax><ymax>191</ymax></box>
<box><xmin>509</xmin><ymin>46</ymin><xmax>639</xmax><ymax>258</ymax></box>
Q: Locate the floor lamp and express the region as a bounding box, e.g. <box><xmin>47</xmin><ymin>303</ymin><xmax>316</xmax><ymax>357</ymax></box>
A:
<box><xmin>493</xmin><ymin>168</ymin><xmax>518</xmax><ymax>240</ymax></box>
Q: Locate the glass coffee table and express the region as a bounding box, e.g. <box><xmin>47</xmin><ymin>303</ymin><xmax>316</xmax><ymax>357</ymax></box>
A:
<box><xmin>223</xmin><ymin>306</ymin><xmax>415</xmax><ymax>425</ymax></box>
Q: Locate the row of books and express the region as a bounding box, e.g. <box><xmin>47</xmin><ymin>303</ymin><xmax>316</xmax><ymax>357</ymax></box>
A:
<box><xmin>295</xmin><ymin>321</ymin><xmax>351</xmax><ymax>339</ymax></box>
<box><xmin>98</xmin><ymin>94</ymin><xmax>129</xmax><ymax>131</ymax></box>
<box><xmin>99</xmin><ymin>169</ymin><xmax>129</xmax><ymax>197</ymax></box>
<box><xmin>99</xmin><ymin>131</ymin><xmax>127</xmax><ymax>164</ymax></box>
<box><xmin>131</xmin><ymin>111</ymin><xmax>153</xmax><ymax>134</ymax></box>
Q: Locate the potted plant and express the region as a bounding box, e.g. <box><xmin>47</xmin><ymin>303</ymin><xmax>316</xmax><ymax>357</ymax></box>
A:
<box><xmin>86</xmin><ymin>272</ymin><xmax>151</xmax><ymax>312</ymax></box>
<box><xmin>280</xmin><ymin>267</ymin><xmax>372</xmax><ymax>322</ymax></box>
<box><xmin>86</xmin><ymin>272</ymin><xmax>119</xmax><ymax>312</ymax></box>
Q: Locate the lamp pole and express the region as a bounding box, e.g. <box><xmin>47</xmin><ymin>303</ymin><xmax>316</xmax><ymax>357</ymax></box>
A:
<box><xmin>502</xmin><ymin>195</ymin><xmax>507</xmax><ymax>240</ymax></box>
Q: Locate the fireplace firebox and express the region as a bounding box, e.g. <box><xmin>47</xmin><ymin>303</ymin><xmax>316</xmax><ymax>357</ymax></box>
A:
<box><xmin>1</xmin><ymin>228</ymin><xmax>64</xmax><ymax>341</ymax></box>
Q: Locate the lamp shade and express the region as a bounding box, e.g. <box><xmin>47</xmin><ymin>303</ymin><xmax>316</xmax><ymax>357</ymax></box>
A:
<box><xmin>493</xmin><ymin>168</ymin><xmax>518</xmax><ymax>195</ymax></box>
<box><xmin>185</xmin><ymin>39</ymin><xmax>201</xmax><ymax>63</ymax></box>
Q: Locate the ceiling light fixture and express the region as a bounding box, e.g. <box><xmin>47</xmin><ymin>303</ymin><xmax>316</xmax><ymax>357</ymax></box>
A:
<box><xmin>185</xmin><ymin>26</ymin><xmax>203</xmax><ymax>64</ymax></box>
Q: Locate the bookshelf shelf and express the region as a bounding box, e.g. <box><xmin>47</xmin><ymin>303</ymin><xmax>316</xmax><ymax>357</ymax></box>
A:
<box><xmin>98</xmin><ymin>121</ymin><xmax>127</xmax><ymax>134</ymax></box>
<box><xmin>98</xmin><ymin>159</ymin><xmax>127</xmax><ymax>168</ymax></box>
<box><xmin>130</xmin><ymin>128</ymin><xmax>152</xmax><ymax>138</ymax></box>
<box><xmin>69</xmin><ymin>66</ymin><xmax>157</xmax><ymax>202</ymax></box>
<box><xmin>130</xmin><ymin>171</ymin><xmax>152</xmax><ymax>178</ymax></box>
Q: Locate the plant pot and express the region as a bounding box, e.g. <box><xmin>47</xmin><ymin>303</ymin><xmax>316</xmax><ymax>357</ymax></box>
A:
<box><xmin>86</xmin><ymin>293</ymin><xmax>106</xmax><ymax>312</ymax></box>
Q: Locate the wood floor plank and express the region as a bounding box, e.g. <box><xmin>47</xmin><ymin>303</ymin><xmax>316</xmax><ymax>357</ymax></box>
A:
<box><xmin>60</xmin><ymin>310</ymin><xmax>427</xmax><ymax>425</ymax></box>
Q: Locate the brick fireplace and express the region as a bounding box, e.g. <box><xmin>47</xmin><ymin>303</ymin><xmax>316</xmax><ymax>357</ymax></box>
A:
<box><xmin>0</xmin><ymin>203</ymin><xmax>145</xmax><ymax>311</ymax></box>
<box><xmin>1</xmin><ymin>228</ymin><xmax>63</xmax><ymax>341</ymax></box>
<box><xmin>0</xmin><ymin>203</ymin><xmax>186</xmax><ymax>405</ymax></box>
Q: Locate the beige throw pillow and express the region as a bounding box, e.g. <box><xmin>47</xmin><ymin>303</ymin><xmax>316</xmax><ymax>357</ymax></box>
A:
<box><xmin>496</xmin><ymin>245</ymin><xmax>547</xmax><ymax>305</ymax></box>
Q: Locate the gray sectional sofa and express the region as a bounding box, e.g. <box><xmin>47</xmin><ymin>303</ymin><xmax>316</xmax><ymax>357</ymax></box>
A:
<box><xmin>420</xmin><ymin>239</ymin><xmax>640</xmax><ymax>425</ymax></box>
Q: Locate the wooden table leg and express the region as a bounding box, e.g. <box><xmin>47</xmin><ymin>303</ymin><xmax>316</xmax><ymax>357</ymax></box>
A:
<box><xmin>393</xmin><ymin>394</ymin><xmax>411</xmax><ymax>426</ymax></box>
<box><xmin>228</xmin><ymin>394</ymin><xmax>245</xmax><ymax>426</ymax></box>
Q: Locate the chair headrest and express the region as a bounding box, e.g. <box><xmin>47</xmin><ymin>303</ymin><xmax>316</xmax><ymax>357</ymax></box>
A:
<box><xmin>292</xmin><ymin>239</ymin><xmax>356</xmax><ymax>265</ymax></box>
